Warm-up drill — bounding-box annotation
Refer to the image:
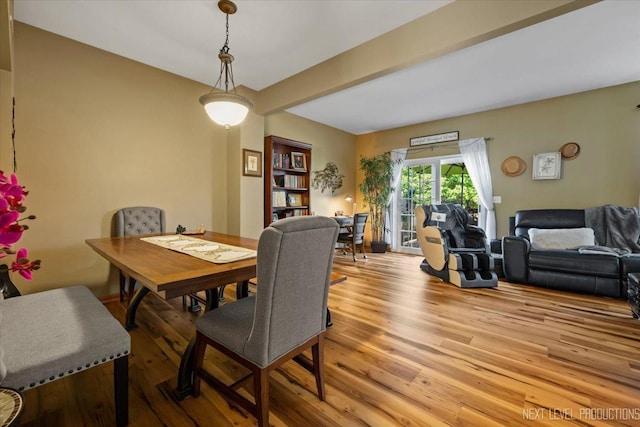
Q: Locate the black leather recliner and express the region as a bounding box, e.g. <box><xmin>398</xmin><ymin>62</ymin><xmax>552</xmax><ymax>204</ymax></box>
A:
<box><xmin>416</xmin><ymin>204</ymin><xmax>497</xmax><ymax>288</ymax></box>
<box><xmin>502</xmin><ymin>209</ymin><xmax>640</xmax><ymax>298</ymax></box>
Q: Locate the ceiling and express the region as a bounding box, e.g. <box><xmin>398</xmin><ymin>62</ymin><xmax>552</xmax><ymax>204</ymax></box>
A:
<box><xmin>13</xmin><ymin>0</ymin><xmax>640</xmax><ymax>135</ymax></box>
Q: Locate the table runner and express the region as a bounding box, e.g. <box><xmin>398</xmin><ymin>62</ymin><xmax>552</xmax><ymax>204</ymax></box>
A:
<box><xmin>141</xmin><ymin>235</ymin><xmax>257</xmax><ymax>264</ymax></box>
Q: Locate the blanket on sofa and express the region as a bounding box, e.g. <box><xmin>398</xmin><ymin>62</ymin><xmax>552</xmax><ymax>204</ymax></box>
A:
<box><xmin>585</xmin><ymin>205</ymin><xmax>640</xmax><ymax>254</ymax></box>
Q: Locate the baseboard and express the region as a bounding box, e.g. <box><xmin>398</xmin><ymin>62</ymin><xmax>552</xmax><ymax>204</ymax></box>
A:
<box><xmin>99</xmin><ymin>293</ymin><xmax>121</xmax><ymax>303</ymax></box>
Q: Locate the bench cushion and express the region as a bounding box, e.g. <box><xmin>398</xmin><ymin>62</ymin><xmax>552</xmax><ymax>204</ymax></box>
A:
<box><xmin>0</xmin><ymin>286</ymin><xmax>130</xmax><ymax>391</ymax></box>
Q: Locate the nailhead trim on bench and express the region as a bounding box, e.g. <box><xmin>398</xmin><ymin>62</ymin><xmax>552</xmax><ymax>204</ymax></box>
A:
<box><xmin>16</xmin><ymin>350</ymin><xmax>129</xmax><ymax>392</ymax></box>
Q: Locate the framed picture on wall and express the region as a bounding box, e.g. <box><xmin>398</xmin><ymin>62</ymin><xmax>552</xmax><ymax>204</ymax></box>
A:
<box><xmin>532</xmin><ymin>152</ymin><xmax>561</xmax><ymax>180</ymax></box>
<box><xmin>243</xmin><ymin>149</ymin><xmax>262</xmax><ymax>177</ymax></box>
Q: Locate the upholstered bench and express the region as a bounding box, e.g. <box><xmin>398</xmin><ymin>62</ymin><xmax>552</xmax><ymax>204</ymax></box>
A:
<box><xmin>0</xmin><ymin>286</ymin><xmax>130</xmax><ymax>426</ymax></box>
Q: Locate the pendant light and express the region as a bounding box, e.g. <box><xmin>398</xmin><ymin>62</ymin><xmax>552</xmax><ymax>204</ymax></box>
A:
<box><xmin>199</xmin><ymin>0</ymin><xmax>253</xmax><ymax>128</ymax></box>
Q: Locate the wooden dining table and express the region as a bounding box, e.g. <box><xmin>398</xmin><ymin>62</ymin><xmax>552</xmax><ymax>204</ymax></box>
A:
<box><xmin>86</xmin><ymin>231</ymin><xmax>345</xmax><ymax>399</ymax></box>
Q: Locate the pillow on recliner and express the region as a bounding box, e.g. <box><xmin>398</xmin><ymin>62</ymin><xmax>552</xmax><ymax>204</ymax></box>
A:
<box><xmin>528</xmin><ymin>227</ymin><xmax>595</xmax><ymax>250</ymax></box>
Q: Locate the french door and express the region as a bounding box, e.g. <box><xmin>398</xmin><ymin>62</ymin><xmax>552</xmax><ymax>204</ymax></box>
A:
<box><xmin>393</xmin><ymin>155</ymin><xmax>478</xmax><ymax>254</ymax></box>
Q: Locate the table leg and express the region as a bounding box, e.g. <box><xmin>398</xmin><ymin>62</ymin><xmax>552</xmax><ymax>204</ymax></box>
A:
<box><xmin>187</xmin><ymin>295</ymin><xmax>201</xmax><ymax>312</ymax></box>
<box><xmin>175</xmin><ymin>288</ymin><xmax>217</xmax><ymax>400</ymax></box>
<box><xmin>236</xmin><ymin>280</ymin><xmax>249</xmax><ymax>299</ymax></box>
<box><xmin>125</xmin><ymin>286</ymin><xmax>150</xmax><ymax>331</ymax></box>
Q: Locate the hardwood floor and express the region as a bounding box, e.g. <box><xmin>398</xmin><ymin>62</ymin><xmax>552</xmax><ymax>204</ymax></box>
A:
<box><xmin>19</xmin><ymin>252</ymin><xmax>640</xmax><ymax>426</ymax></box>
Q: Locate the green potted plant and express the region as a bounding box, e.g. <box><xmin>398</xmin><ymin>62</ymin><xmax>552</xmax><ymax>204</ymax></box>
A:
<box><xmin>359</xmin><ymin>153</ymin><xmax>396</xmax><ymax>253</ymax></box>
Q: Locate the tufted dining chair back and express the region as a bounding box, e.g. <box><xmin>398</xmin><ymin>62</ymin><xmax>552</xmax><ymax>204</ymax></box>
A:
<box><xmin>114</xmin><ymin>206</ymin><xmax>166</xmax><ymax>237</ymax></box>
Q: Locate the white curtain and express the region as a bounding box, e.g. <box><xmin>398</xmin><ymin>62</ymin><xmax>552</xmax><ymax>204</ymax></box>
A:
<box><xmin>388</xmin><ymin>148</ymin><xmax>407</xmax><ymax>249</ymax></box>
<box><xmin>459</xmin><ymin>138</ymin><xmax>496</xmax><ymax>239</ymax></box>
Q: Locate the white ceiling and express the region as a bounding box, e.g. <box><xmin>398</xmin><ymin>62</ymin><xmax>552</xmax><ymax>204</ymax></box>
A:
<box><xmin>13</xmin><ymin>0</ymin><xmax>640</xmax><ymax>135</ymax></box>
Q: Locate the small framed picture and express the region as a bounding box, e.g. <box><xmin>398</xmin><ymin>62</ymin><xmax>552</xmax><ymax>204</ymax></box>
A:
<box><xmin>288</xmin><ymin>193</ymin><xmax>302</xmax><ymax>207</ymax></box>
<box><xmin>243</xmin><ymin>149</ymin><xmax>262</xmax><ymax>177</ymax></box>
<box><xmin>532</xmin><ymin>152</ymin><xmax>561</xmax><ymax>180</ymax></box>
<box><xmin>291</xmin><ymin>152</ymin><xmax>306</xmax><ymax>170</ymax></box>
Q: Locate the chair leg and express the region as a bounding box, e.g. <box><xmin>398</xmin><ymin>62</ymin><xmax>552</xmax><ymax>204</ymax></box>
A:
<box><xmin>114</xmin><ymin>355</ymin><xmax>129</xmax><ymax>427</ymax></box>
<box><xmin>351</xmin><ymin>242</ymin><xmax>357</xmax><ymax>262</ymax></box>
<box><xmin>311</xmin><ymin>337</ymin><xmax>326</xmax><ymax>401</ymax></box>
<box><xmin>119</xmin><ymin>272</ymin><xmax>126</xmax><ymax>302</ymax></box>
<box><xmin>253</xmin><ymin>368</ymin><xmax>270</xmax><ymax>427</ymax></box>
<box><xmin>192</xmin><ymin>332</ymin><xmax>207</xmax><ymax>398</ymax></box>
<box><xmin>360</xmin><ymin>242</ymin><xmax>367</xmax><ymax>259</ymax></box>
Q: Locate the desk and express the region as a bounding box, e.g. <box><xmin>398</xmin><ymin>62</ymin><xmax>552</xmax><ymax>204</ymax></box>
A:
<box><xmin>86</xmin><ymin>231</ymin><xmax>346</xmax><ymax>399</ymax></box>
<box><xmin>334</xmin><ymin>215</ymin><xmax>353</xmax><ymax>229</ymax></box>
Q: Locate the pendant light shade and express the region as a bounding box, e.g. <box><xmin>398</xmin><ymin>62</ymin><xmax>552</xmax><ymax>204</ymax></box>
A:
<box><xmin>200</xmin><ymin>92</ymin><xmax>252</xmax><ymax>128</ymax></box>
<box><xmin>200</xmin><ymin>0</ymin><xmax>252</xmax><ymax>128</ymax></box>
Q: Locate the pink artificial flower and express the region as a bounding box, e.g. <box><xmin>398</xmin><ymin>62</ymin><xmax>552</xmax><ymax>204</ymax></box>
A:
<box><xmin>0</xmin><ymin>171</ymin><xmax>39</xmax><ymax>280</ymax></box>
<box><xmin>10</xmin><ymin>248</ymin><xmax>40</xmax><ymax>280</ymax></box>
<box><xmin>0</xmin><ymin>172</ymin><xmax>26</xmax><ymax>208</ymax></box>
<box><xmin>0</xmin><ymin>219</ymin><xmax>23</xmax><ymax>246</ymax></box>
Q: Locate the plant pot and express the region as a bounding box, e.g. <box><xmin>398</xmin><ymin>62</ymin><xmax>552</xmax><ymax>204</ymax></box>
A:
<box><xmin>370</xmin><ymin>241</ymin><xmax>388</xmax><ymax>253</ymax></box>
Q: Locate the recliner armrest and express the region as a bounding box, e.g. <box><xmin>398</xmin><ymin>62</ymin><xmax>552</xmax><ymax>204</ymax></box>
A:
<box><xmin>502</xmin><ymin>236</ymin><xmax>531</xmax><ymax>283</ymax></box>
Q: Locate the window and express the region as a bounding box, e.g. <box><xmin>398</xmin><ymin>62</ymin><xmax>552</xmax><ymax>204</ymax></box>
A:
<box><xmin>394</xmin><ymin>155</ymin><xmax>478</xmax><ymax>254</ymax></box>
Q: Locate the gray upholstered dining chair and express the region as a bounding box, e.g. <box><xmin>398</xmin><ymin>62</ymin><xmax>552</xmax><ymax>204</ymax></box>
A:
<box><xmin>192</xmin><ymin>216</ymin><xmax>339</xmax><ymax>427</ymax></box>
<box><xmin>114</xmin><ymin>206</ymin><xmax>166</xmax><ymax>302</ymax></box>
<box><xmin>337</xmin><ymin>212</ymin><xmax>369</xmax><ymax>261</ymax></box>
<box><xmin>114</xmin><ymin>206</ymin><xmax>201</xmax><ymax>310</ymax></box>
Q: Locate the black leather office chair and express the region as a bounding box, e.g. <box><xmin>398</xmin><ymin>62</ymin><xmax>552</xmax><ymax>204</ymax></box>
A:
<box><xmin>337</xmin><ymin>212</ymin><xmax>369</xmax><ymax>261</ymax></box>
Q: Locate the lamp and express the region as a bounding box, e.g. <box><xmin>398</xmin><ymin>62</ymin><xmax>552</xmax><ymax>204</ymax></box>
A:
<box><xmin>344</xmin><ymin>194</ymin><xmax>356</xmax><ymax>216</ymax></box>
<box><xmin>199</xmin><ymin>0</ymin><xmax>253</xmax><ymax>129</ymax></box>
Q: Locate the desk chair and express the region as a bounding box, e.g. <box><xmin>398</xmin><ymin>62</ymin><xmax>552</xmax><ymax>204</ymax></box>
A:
<box><xmin>0</xmin><ymin>286</ymin><xmax>130</xmax><ymax>426</ymax></box>
<box><xmin>192</xmin><ymin>216</ymin><xmax>339</xmax><ymax>427</ymax></box>
<box><xmin>337</xmin><ymin>212</ymin><xmax>369</xmax><ymax>261</ymax></box>
<box><xmin>114</xmin><ymin>207</ymin><xmax>200</xmax><ymax>310</ymax></box>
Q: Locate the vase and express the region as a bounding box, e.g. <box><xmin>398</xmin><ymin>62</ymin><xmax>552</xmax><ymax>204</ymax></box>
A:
<box><xmin>0</xmin><ymin>268</ymin><xmax>20</xmax><ymax>298</ymax></box>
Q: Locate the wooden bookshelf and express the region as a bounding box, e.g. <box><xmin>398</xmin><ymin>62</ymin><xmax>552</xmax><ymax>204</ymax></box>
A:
<box><xmin>264</xmin><ymin>135</ymin><xmax>312</xmax><ymax>227</ymax></box>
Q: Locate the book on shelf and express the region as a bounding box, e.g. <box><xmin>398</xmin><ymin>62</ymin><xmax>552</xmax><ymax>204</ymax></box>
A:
<box><xmin>283</xmin><ymin>175</ymin><xmax>306</xmax><ymax>188</ymax></box>
<box><xmin>272</xmin><ymin>190</ymin><xmax>287</xmax><ymax>207</ymax></box>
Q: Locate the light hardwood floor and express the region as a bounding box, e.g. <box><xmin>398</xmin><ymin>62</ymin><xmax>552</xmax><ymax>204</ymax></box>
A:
<box><xmin>19</xmin><ymin>251</ymin><xmax>640</xmax><ymax>426</ymax></box>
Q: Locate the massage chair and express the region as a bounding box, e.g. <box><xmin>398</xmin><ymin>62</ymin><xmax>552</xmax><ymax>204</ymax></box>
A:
<box><xmin>416</xmin><ymin>204</ymin><xmax>497</xmax><ymax>288</ymax></box>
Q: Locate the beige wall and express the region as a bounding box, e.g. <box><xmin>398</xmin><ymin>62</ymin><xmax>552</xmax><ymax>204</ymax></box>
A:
<box><xmin>0</xmin><ymin>69</ymin><xmax>11</xmax><ymax>165</ymax></box>
<box><xmin>239</xmin><ymin>110</ymin><xmax>265</xmax><ymax>239</ymax></box>
<box><xmin>265</xmin><ymin>112</ymin><xmax>357</xmax><ymax>217</ymax></box>
<box><xmin>5</xmin><ymin>23</ymin><xmax>232</xmax><ymax>296</ymax></box>
<box><xmin>356</xmin><ymin>81</ymin><xmax>640</xmax><ymax>238</ymax></box>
